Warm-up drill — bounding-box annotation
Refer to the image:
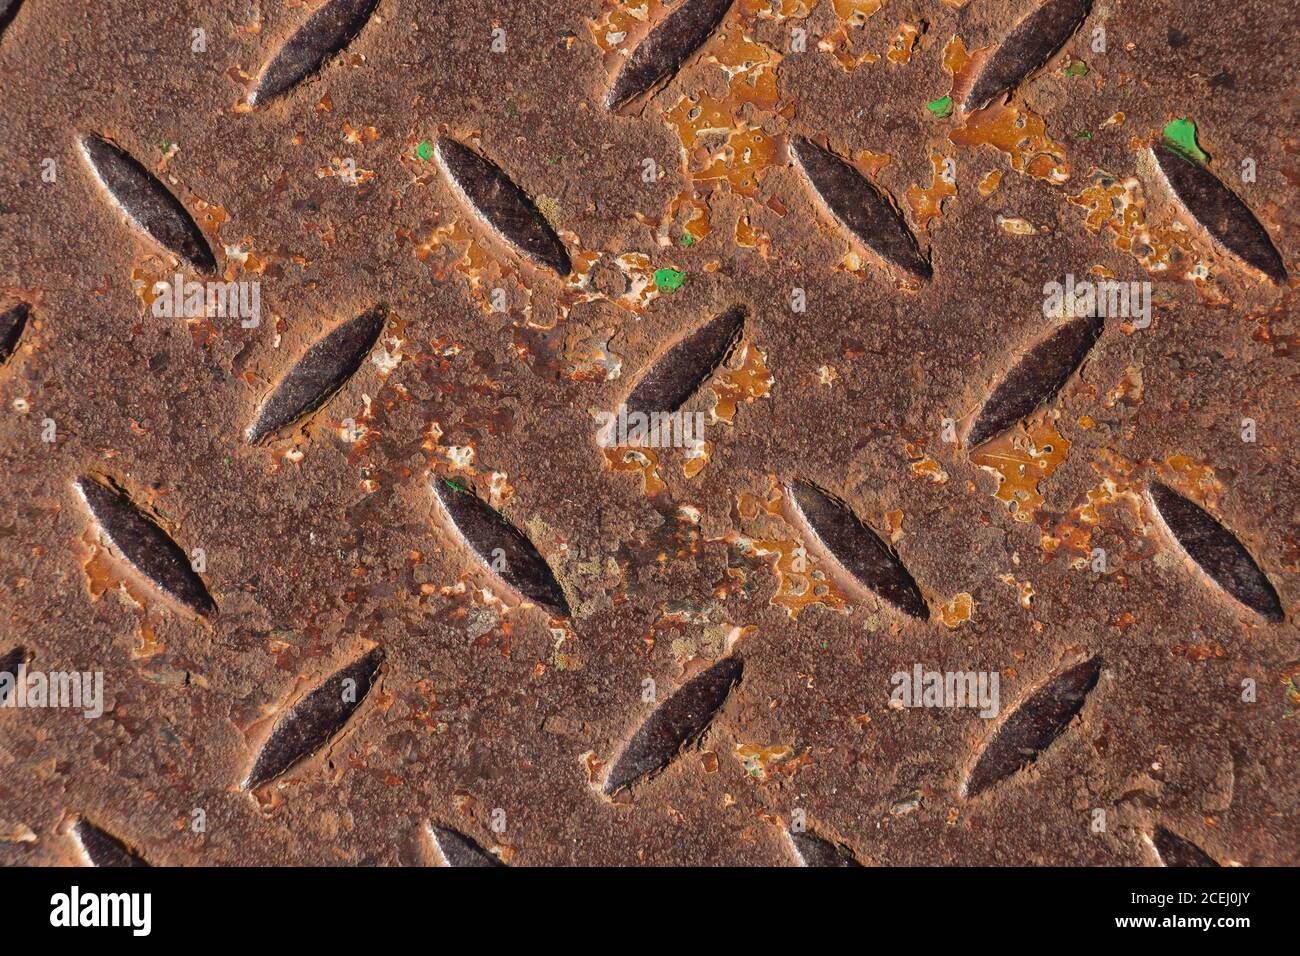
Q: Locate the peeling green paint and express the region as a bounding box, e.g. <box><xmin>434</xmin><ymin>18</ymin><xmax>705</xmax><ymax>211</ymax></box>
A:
<box><xmin>416</xmin><ymin>140</ymin><xmax>432</xmax><ymax>161</ymax></box>
<box><xmin>654</xmin><ymin>268</ymin><xmax>687</xmax><ymax>291</ymax></box>
<box><xmin>1064</xmin><ymin>60</ymin><xmax>1089</xmax><ymax>77</ymax></box>
<box><xmin>1162</xmin><ymin>118</ymin><xmax>1209</xmax><ymax>164</ymax></box>
<box><xmin>925</xmin><ymin>95</ymin><xmax>952</xmax><ymax>118</ymax></box>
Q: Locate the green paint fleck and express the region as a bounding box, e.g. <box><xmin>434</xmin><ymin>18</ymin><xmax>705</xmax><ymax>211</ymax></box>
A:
<box><xmin>680</xmin><ymin>232</ymin><xmax>695</xmax><ymax>247</ymax></box>
<box><xmin>416</xmin><ymin>140</ymin><xmax>432</xmax><ymax>161</ymax></box>
<box><xmin>1064</xmin><ymin>60</ymin><xmax>1089</xmax><ymax>77</ymax></box>
<box><xmin>1074</xmin><ymin>130</ymin><xmax>1093</xmax><ymax>140</ymax></box>
<box><xmin>1162</xmin><ymin>118</ymin><xmax>1209</xmax><ymax>164</ymax></box>
<box><xmin>925</xmin><ymin>95</ymin><xmax>952</xmax><ymax>119</ymax></box>
<box><xmin>653</xmin><ymin>268</ymin><xmax>687</xmax><ymax>291</ymax></box>
<box><xmin>223</xmin><ymin>456</ymin><xmax>231</xmax><ymax>466</ymax></box>
<box><xmin>444</xmin><ymin>479</ymin><xmax>466</xmax><ymax>492</ymax></box>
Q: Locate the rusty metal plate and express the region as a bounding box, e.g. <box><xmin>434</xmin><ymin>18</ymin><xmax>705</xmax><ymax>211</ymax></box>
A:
<box><xmin>0</xmin><ymin>0</ymin><xmax>1297</xmax><ymax>867</ymax></box>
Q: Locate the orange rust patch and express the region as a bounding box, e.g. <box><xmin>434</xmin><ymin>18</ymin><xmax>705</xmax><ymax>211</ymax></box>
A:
<box><xmin>950</xmin><ymin>105</ymin><xmax>1070</xmax><ymax>184</ymax></box>
<box><xmin>1041</xmin><ymin>452</ymin><xmax>1144</xmax><ymax>561</ymax></box>
<box><xmin>977</xmin><ymin>169</ymin><xmax>1003</xmax><ymax>196</ymax></box>
<box><xmin>410</xmin><ymin>210</ymin><xmax>649</xmax><ymax>330</ymax></box>
<box><xmin>131</xmin><ymin>260</ymin><xmax>168</xmax><ymax>311</ymax></box>
<box><xmin>602</xmin><ymin>446</ymin><xmax>667</xmax><ymax>496</ymax></box>
<box><xmin>1172</xmin><ymin>643</ymin><xmax>1228</xmax><ymax>662</ymax></box>
<box><xmin>833</xmin><ymin>0</ymin><xmax>883</xmax><ymax>23</ymax></box>
<box><xmin>736</xmin><ymin>533</ymin><xmax>850</xmax><ymax>617</ymax></box>
<box><xmin>906</xmin><ymin>153</ymin><xmax>957</xmax><ymax>232</ymax></box>
<box><xmin>736</xmin><ymin>743</ymin><xmax>795</xmax><ymax>779</ymax></box>
<box><xmin>998</xmin><ymin>573</ymin><xmax>1036</xmax><ymax>608</ymax></box>
<box><xmin>78</xmin><ymin>531</ymin><xmax>169</xmax><ymax>653</ymax></box>
<box><xmin>80</xmin><ymin>533</ymin><xmax>148</xmax><ymax>610</ymax></box>
<box><xmin>134</xmin><ymin>621</ymin><xmax>165</xmax><ymax>660</ymax></box>
<box><xmin>192</xmin><ymin>198</ymin><xmax>228</xmax><ymax>241</ymax></box>
<box><xmin>940</xmin><ymin>592</ymin><xmax>974</xmax><ymax>628</ymax></box>
<box><xmin>341</xmin><ymin>122</ymin><xmax>380</xmax><ymax>144</ymax></box>
<box><xmin>854</xmin><ymin>148</ymin><xmax>894</xmax><ymax>179</ymax></box>
<box><xmin>1157</xmin><ymin>455</ymin><xmax>1225</xmax><ymax>505</ymax></box>
<box><xmin>729</xmin><ymin>482</ymin><xmax>852</xmax><ymax>619</ymax></box>
<box><xmin>648</xmin><ymin>4</ymin><xmax>796</xmax><ymax>245</ymax></box>
<box><xmin>972</xmin><ymin>416</ymin><xmax>1070</xmax><ymax>522</ymax></box>
<box><xmin>422</xmin><ymin>423</ymin><xmax>516</xmax><ymax>509</ymax></box>
<box><xmin>709</xmin><ymin>343</ymin><xmax>773</xmax><ymax>424</ymax></box>
<box><xmin>738</xmin><ymin>0</ymin><xmax>813</xmax><ymax>17</ymax></box>
<box><xmin>883</xmin><ymin>508</ymin><xmax>904</xmax><ymax>542</ymax></box>
<box><xmin>887</xmin><ymin>23</ymin><xmax>921</xmax><ymax>64</ymax></box>
<box><xmin>682</xmin><ymin>437</ymin><xmax>712</xmax><ymax>479</ymax></box>
<box><xmin>316</xmin><ymin>157</ymin><xmax>376</xmax><ymax>185</ymax></box>
<box><xmin>819</xmin><ymin>0</ymin><xmax>885</xmax><ymax>71</ymax></box>
<box><xmin>906</xmin><ymin>442</ymin><xmax>949</xmax><ymax>484</ymax></box>
<box><xmin>1282</xmin><ymin>664</ymin><xmax>1300</xmax><ymax>715</ymax></box>
<box><xmin>684</xmin><ymin>342</ymin><xmax>775</xmax><ymax>481</ymax></box>
<box><xmin>599</xmin><ymin>338</ymin><xmax>772</xmax><ymax>490</ymax></box>
<box><xmin>582</xmin><ymin>750</ymin><xmax>606</xmax><ymax>786</ymax></box>
<box><xmin>734</xmin><ymin>214</ymin><xmax>772</xmax><ymax>256</ymax></box>
<box><xmin>943</xmin><ymin>38</ymin><xmax>1069</xmax><ymax>184</ymax></box>
<box><xmin>1067</xmin><ymin>168</ymin><xmax>1200</xmax><ymax>277</ymax></box>
<box><xmin>589</xmin><ymin>0</ymin><xmax>662</xmax><ymax>54</ymax></box>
